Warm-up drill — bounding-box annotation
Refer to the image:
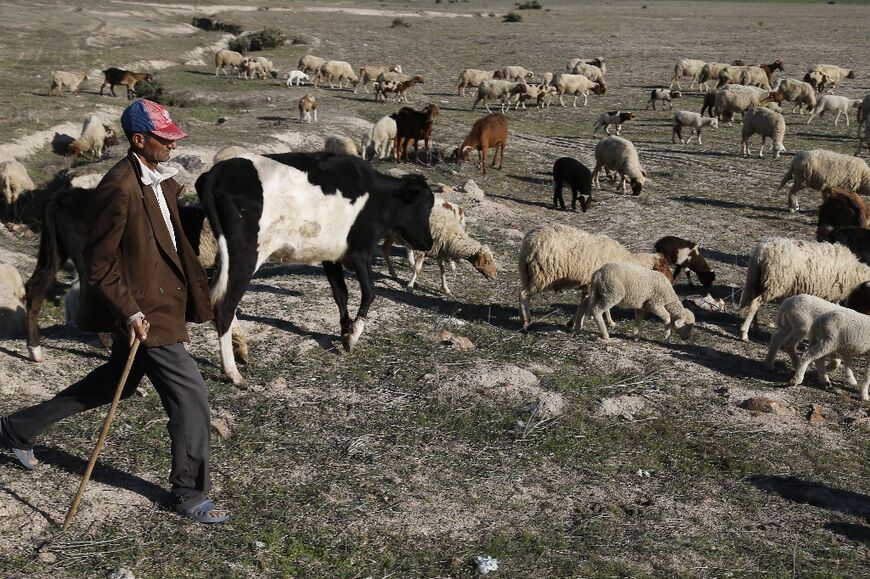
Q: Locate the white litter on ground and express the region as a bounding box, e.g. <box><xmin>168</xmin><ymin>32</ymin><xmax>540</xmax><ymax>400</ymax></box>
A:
<box><xmin>474</xmin><ymin>555</ymin><xmax>499</xmax><ymax>575</ymax></box>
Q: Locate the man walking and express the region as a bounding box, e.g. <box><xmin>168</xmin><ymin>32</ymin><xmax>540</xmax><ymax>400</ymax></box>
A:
<box><xmin>0</xmin><ymin>99</ymin><xmax>228</xmax><ymax>524</ymax></box>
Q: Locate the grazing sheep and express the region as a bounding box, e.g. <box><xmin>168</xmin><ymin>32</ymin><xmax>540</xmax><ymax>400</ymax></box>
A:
<box><xmin>381</xmin><ymin>197</ymin><xmax>466</xmax><ymax>279</ymax></box>
<box><xmin>809</xmin><ymin>64</ymin><xmax>855</xmax><ymax>91</ymax></box>
<box><xmin>772</xmin><ymin>78</ymin><xmax>817</xmax><ymax>114</ymax></box>
<box><xmin>815</xmin><ymin>186</ymin><xmax>870</xmax><ymax>242</ymax></box>
<box><xmin>672</xmin><ymin>110</ymin><xmax>719</xmax><ymax>145</ymax></box>
<box><xmin>738</xmin><ymin>237</ymin><xmax>870</xmax><ymax>340</ymax></box>
<box><xmin>298</xmin><ymin>94</ymin><xmax>317</xmax><ymax>123</ymax></box>
<box><xmin>715</xmin><ymin>65</ymin><xmax>749</xmax><ymax>89</ymax></box>
<box><xmin>858</xmin><ymin>95</ymin><xmax>870</xmax><ymax>156</ymax></box>
<box><xmin>555</xmin><ymin>74</ymin><xmax>605</xmax><ymax>107</ymax></box>
<box><xmin>297</xmin><ymin>54</ymin><xmax>326</xmax><ymax>76</ymax></box>
<box><xmin>542</xmin><ymin>71</ymin><xmax>557</xmax><ymax>88</ymax></box>
<box><xmin>517</xmin><ymin>224</ymin><xmax>672</xmax><ymax>331</ymax></box>
<box><xmin>215</xmin><ymin>49</ymin><xmax>245</xmax><ymax>77</ymax></box>
<box><xmin>67</xmin><ymin>114</ymin><xmax>118</xmax><ymax>160</ymax></box>
<box><xmin>356</xmin><ymin>64</ymin><xmax>402</xmax><ymax>93</ymax></box>
<box><xmin>49</xmin><ymin>71</ymin><xmax>89</xmax><ymax>96</ymax></box>
<box><xmin>591</xmin><ymin>136</ymin><xmax>648</xmax><ymax>195</ymax></box>
<box><xmin>314</xmin><ymin>60</ymin><xmax>358</xmax><ymax>90</ymax></box>
<box><xmin>698</xmin><ymin>62</ymin><xmax>728</xmax><ymax>90</ymax></box>
<box><xmin>286</xmin><ymin>69</ymin><xmax>310</xmax><ymax>86</ymax></box>
<box><xmin>583</xmin><ymin>262</ymin><xmax>695</xmax><ymax>342</ymax></box>
<box><xmin>670</xmin><ymin>58</ymin><xmax>706</xmax><ymax>90</ymax></box>
<box><xmin>455</xmin><ymin>113</ymin><xmax>508</xmax><ymax>175</ymax></box>
<box><xmin>713</xmin><ymin>85</ymin><xmax>776</xmax><ymax>124</ymax></box>
<box><xmin>653</xmin><ymin>236</ymin><xmax>716</xmax><ymax>294</ymax></box>
<box><xmin>566</xmin><ymin>57</ymin><xmax>606</xmax><ymax>74</ymax></box>
<box><xmin>739</xmin><ymin>65</ymin><xmax>773</xmax><ymax>90</ymax></box>
<box><xmin>240</xmin><ymin>59</ymin><xmax>268</xmax><ymax>80</ymax></box>
<box><xmin>645</xmin><ymin>89</ymin><xmax>681</xmax><ymax>110</ymax></box>
<box><xmin>324</xmin><ymin>135</ymin><xmax>359</xmax><ymax>156</ymax></box>
<box><xmin>472</xmin><ymin>79</ymin><xmax>519</xmax><ymax>113</ymax></box>
<box><xmin>99</xmin><ymin>67</ymin><xmax>153</xmax><ymax>99</ymax></box>
<box><xmin>457</xmin><ymin>69</ymin><xmax>502</xmax><ymax>97</ymax></box>
<box><xmin>593</xmin><ymin>111</ymin><xmax>636</xmax><ymax>137</ymax></box>
<box><xmin>778</xmin><ymin>149</ymin><xmax>870</xmax><ymax>212</ymax></box>
<box><xmin>0</xmin><ymin>160</ymin><xmax>35</xmax><ymax>219</ymax></box>
<box><xmin>741</xmin><ymin>107</ymin><xmax>786</xmax><ymax>159</ymax></box>
<box><xmin>501</xmin><ymin>66</ymin><xmax>535</xmax><ymax>82</ymax></box>
<box><xmin>789</xmin><ymin>307</ymin><xmax>870</xmax><ymax>400</ymax></box>
<box><xmin>512</xmin><ymin>84</ymin><xmax>554</xmax><ymax>110</ymax></box>
<box><xmin>0</xmin><ymin>263</ymin><xmax>25</xmax><ymax>338</ymax></box>
<box><xmin>803</xmin><ymin>70</ymin><xmax>830</xmax><ymax>94</ymax></box>
<box><xmin>571</xmin><ymin>63</ymin><xmax>605</xmax><ymax>84</ymax></box>
<box><xmin>405</xmin><ymin>203</ymin><xmax>496</xmax><ymax>295</ymax></box>
<box><xmin>363</xmin><ymin>115</ymin><xmax>397</xmax><ymax>160</ymax></box>
<box><xmin>807</xmin><ymin>95</ymin><xmax>862</xmax><ymax>127</ymax></box>
<box><xmin>552</xmin><ymin>157</ymin><xmax>592</xmax><ymax>212</ymax></box>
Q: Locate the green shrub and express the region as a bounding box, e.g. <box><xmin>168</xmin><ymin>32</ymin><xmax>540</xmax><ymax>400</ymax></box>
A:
<box><xmin>390</xmin><ymin>17</ymin><xmax>411</xmax><ymax>28</ymax></box>
<box><xmin>228</xmin><ymin>27</ymin><xmax>286</xmax><ymax>54</ymax></box>
<box><xmin>517</xmin><ymin>1</ymin><xmax>542</xmax><ymax>9</ymax></box>
<box><xmin>503</xmin><ymin>12</ymin><xmax>523</xmax><ymax>22</ymax></box>
<box><xmin>190</xmin><ymin>16</ymin><xmax>242</xmax><ymax>35</ymax></box>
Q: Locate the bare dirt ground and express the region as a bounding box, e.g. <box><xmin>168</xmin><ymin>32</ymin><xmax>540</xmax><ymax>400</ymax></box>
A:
<box><xmin>1</xmin><ymin>0</ymin><xmax>870</xmax><ymax>577</ymax></box>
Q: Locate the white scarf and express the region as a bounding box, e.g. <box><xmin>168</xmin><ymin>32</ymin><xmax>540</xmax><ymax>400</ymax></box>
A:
<box><xmin>134</xmin><ymin>155</ymin><xmax>179</xmax><ymax>251</ymax></box>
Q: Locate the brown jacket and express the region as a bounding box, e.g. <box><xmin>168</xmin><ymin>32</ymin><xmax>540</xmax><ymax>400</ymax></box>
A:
<box><xmin>77</xmin><ymin>152</ymin><xmax>213</xmax><ymax>346</ymax></box>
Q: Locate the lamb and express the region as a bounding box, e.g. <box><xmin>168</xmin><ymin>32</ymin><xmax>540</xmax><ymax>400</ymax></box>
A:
<box><xmin>99</xmin><ymin>67</ymin><xmax>153</xmax><ymax>100</ymax></box>
<box><xmin>566</xmin><ymin>57</ymin><xmax>606</xmax><ymax>74</ymax></box>
<box><xmin>803</xmin><ymin>70</ymin><xmax>830</xmax><ymax>94</ymax></box>
<box><xmin>215</xmin><ymin>49</ymin><xmax>245</xmax><ymax>77</ymax></box>
<box><xmin>645</xmin><ymin>89</ymin><xmax>681</xmax><ymax>110</ymax></box>
<box><xmin>404</xmin><ymin>203</ymin><xmax>496</xmax><ymax>295</ymax></box>
<box><xmin>552</xmin><ymin>157</ymin><xmax>592</xmax><ymax>212</ymax></box>
<box><xmin>362</xmin><ymin>115</ymin><xmax>397</xmax><ymax>160</ymax></box>
<box><xmin>815</xmin><ymin>186</ymin><xmax>870</xmax><ymax>242</ymax></box>
<box><xmin>378</xmin><ymin>75</ymin><xmax>424</xmax><ymax>103</ymax></box>
<box><xmin>0</xmin><ymin>263</ymin><xmax>25</xmax><ymax>338</ymax></box>
<box><xmin>517</xmin><ymin>224</ymin><xmax>672</xmax><ymax>331</ymax></box>
<box><xmin>778</xmin><ymin>149</ymin><xmax>870</xmax><ymax>212</ymax></box>
<box><xmin>472</xmin><ymin>79</ymin><xmax>519</xmax><ymax>113</ymax></box>
<box><xmin>49</xmin><ymin>71</ymin><xmax>89</xmax><ymax>96</ymax></box>
<box><xmin>593</xmin><ymin>111</ymin><xmax>636</xmax><ymax>137</ymax></box>
<box><xmin>297</xmin><ymin>54</ymin><xmax>326</xmax><ymax>76</ymax></box>
<box><xmin>356</xmin><ymin>64</ymin><xmax>402</xmax><ymax>93</ymax></box>
<box><xmin>809</xmin><ymin>64</ymin><xmax>855</xmax><ymax>91</ymax></box>
<box><xmin>242</xmin><ymin>56</ymin><xmax>277</xmax><ymax>79</ymax></box>
<box><xmin>653</xmin><ymin>236</ymin><xmax>716</xmax><ymax>294</ymax></box>
<box><xmin>555</xmin><ymin>74</ymin><xmax>605</xmax><ymax>107</ymax></box>
<box><xmin>285</xmin><ymin>69</ymin><xmax>310</xmax><ymax>86</ymax></box>
<box><xmin>512</xmin><ymin>84</ymin><xmax>555</xmax><ymax>110</ymax></box>
<box><xmin>670</xmin><ymin>59</ymin><xmax>706</xmax><ymax>90</ymax></box>
<box><xmin>457</xmin><ymin>69</ymin><xmax>502</xmax><ymax>96</ymax></box>
<box><xmin>713</xmin><ymin>85</ymin><xmax>776</xmax><ymax>124</ymax></box>
<box><xmin>772</xmin><ymin>78</ymin><xmax>817</xmax><ymax>114</ymax></box>
<box><xmin>765</xmin><ymin>294</ymin><xmax>842</xmax><ymax>370</ymax></box>
<box><xmin>672</xmin><ymin>110</ymin><xmax>719</xmax><ymax>145</ymax></box>
<box><xmin>739</xmin><ymin>65</ymin><xmax>773</xmax><ymax>90</ymax></box>
<box><xmin>298</xmin><ymin>94</ymin><xmax>317</xmax><ymax>123</ymax></box>
<box><xmin>67</xmin><ymin>115</ymin><xmax>118</xmax><ymax>160</ymax></box>
<box><xmin>501</xmin><ymin>66</ymin><xmax>535</xmax><ymax>82</ymax></box>
<box><xmin>738</xmin><ymin>237</ymin><xmax>870</xmax><ymax>340</ymax></box>
<box><xmin>0</xmin><ymin>160</ymin><xmax>35</xmax><ymax>219</ymax></box>
<box><xmin>542</xmin><ymin>71</ymin><xmax>556</xmax><ymax>88</ymax></box>
<box><xmin>806</xmin><ymin>95</ymin><xmax>862</xmax><ymax>127</ymax></box>
<box><xmin>741</xmin><ymin>106</ymin><xmax>786</xmax><ymax>159</ymax></box>
<box><xmin>583</xmin><ymin>262</ymin><xmax>695</xmax><ymax>342</ymax></box>
<box><xmin>314</xmin><ymin>60</ymin><xmax>358</xmax><ymax>90</ymax></box>
<box><xmin>789</xmin><ymin>307</ymin><xmax>870</xmax><ymax>400</ymax></box>
<box><xmin>455</xmin><ymin>113</ymin><xmax>508</xmax><ymax>175</ymax></box>
<box><xmin>571</xmin><ymin>63</ymin><xmax>605</xmax><ymax>85</ymax></box>
<box><xmin>591</xmin><ymin>136</ymin><xmax>648</xmax><ymax>195</ymax></box>
<box><xmin>698</xmin><ymin>62</ymin><xmax>728</xmax><ymax>90</ymax></box>
<box><xmin>324</xmin><ymin>135</ymin><xmax>359</xmax><ymax>156</ymax></box>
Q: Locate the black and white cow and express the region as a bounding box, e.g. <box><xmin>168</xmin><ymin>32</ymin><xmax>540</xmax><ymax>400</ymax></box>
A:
<box><xmin>196</xmin><ymin>151</ymin><xmax>435</xmax><ymax>384</ymax></box>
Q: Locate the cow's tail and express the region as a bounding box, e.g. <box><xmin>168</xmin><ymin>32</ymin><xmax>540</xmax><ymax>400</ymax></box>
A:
<box><xmin>195</xmin><ymin>171</ymin><xmax>229</xmax><ymax>306</ymax></box>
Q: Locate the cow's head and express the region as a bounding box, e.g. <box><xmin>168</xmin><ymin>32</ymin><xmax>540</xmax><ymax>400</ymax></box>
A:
<box><xmin>394</xmin><ymin>173</ymin><xmax>434</xmax><ymax>252</ymax></box>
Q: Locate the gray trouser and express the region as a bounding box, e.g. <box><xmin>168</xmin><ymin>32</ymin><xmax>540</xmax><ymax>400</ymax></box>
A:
<box><xmin>3</xmin><ymin>339</ymin><xmax>211</xmax><ymax>510</ymax></box>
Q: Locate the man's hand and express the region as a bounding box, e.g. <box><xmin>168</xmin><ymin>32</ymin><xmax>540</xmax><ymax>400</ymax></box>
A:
<box><xmin>129</xmin><ymin>318</ymin><xmax>150</xmax><ymax>346</ymax></box>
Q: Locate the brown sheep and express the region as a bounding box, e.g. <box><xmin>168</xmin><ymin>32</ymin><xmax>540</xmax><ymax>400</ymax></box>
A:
<box><xmin>455</xmin><ymin>113</ymin><xmax>508</xmax><ymax>175</ymax></box>
<box><xmin>99</xmin><ymin>67</ymin><xmax>154</xmax><ymax>100</ymax></box>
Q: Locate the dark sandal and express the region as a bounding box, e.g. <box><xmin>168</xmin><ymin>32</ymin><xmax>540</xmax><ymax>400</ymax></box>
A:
<box><xmin>178</xmin><ymin>498</ymin><xmax>229</xmax><ymax>524</ymax></box>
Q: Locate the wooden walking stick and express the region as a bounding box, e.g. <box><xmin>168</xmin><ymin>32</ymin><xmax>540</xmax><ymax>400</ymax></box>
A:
<box><xmin>62</xmin><ymin>335</ymin><xmax>143</xmax><ymax>531</ymax></box>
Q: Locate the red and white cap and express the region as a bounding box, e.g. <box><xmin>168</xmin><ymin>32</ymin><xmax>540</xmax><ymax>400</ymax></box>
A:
<box><xmin>120</xmin><ymin>99</ymin><xmax>188</xmax><ymax>140</ymax></box>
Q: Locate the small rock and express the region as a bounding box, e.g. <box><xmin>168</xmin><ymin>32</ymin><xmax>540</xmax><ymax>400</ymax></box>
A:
<box><xmin>216</xmin><ymin>116</ymin><xmax>228</xmax><ymax>125</ymax></box>
<box><xmin>738</xmin><ymin>397</ymin><xmax>791</xmax><ymax>415</ymax></box>
<box><xmin>268</xmin><ymin>377</ymin><xmax>288</xmax><ymax>390</ymax></box>
<box><xmin>848</xmin><ymin>416</ymin><xmax>870</xmax><ymax>431</ymax></box>
<box><xmin>171</xmin><ymin>154</ymin><xmax>205</xmax><ymax>173</ymax></box>
<box><xmin>462</xmin><ymin>179</ymin><xmax>485</xmax><ymax>199</ymax></box>
<box><xmin>37</xmin><ymin>550</ymin><xmax>56</xmax><ymax>564</ymax></box>
<box><xmin>432</xmin><ymin>182</ymin><xmax>454</xmax><ymax>194</ymax></box>
<box><xmin>635</xmin><ymin>469</ymin><xmax>651</xmax><ymax>478</ymax></box>
<box><xmin>807</xmin><ymin>404</ymin><xmax>827</xmax><ymax>425</ymax></box>
<box><xmin>108</xmin><ymin>570</ymin><xmax>135</xmax><ymax>579</ymax></box>
<box><xmin>252</xmin><ymin>540</ymin><xmax>266</xmax><ymax>550</ymax></box>
<box><xmin>436</xmin><ymin>330</ymin><xmax>474</xmax><ymax>350</ymax></box>
<box><xmin>211</xmin><ymin>417</ymin><xmax>231</xmax><ymax>440</ymax></box>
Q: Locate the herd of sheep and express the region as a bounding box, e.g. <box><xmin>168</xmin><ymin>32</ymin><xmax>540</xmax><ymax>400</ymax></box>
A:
<box><xmin>1</xmin><ymin>44</ymin><xmax>870</xmax><ymax>401</ymax></box>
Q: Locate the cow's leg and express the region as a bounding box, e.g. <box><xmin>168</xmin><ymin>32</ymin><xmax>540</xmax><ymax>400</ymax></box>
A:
<box><xmin>347</xmin><ymin>254</ymin><xmax>376</xmax><ymax>351</ymax></box>
<box><xmin>323</xmin><ymin>260</ymin><xmax>353</xmax><ymax>351</ymax></box>
<box><xmin>212</xmin><ymin>248</ymin><xmax>259</xmax><ymax>385</ymax></box>
<box><xmin>25</xmin><ymin>245</ymin><xmax>68</xmax><ymax>362</ymax></box>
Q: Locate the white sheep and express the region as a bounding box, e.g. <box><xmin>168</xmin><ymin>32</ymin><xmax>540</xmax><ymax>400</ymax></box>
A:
<box><xmin>457</xmin><ymin>69</ymin><xmax>501</xmax><ymax>96</ymax></box>
<box><xmin>670</xmin><ymin>58</ymin><xmax>706</xmax><ymax>90</ymax></box>
<box><xmin>566</xmin><ymin>57</ymin><xmax>606</xmax><ymax>75</ymax></box>
<box><xmin>713</xmin><ymin>85</ymin><xmax>774</xmax><ymax>124</ymax></box>
<box><xmin>765</xmin><ymin>294</ymin><xmax>841</xmax><ymax>369</ymax></box>
<box><xmin>404</xmin><ymin>203</ymin><xmax>496</xmax><ymax>295</ymax></box>
<box><xmin>315</xmin><ymin>60</ymin><xmax>358</xmax><ymax>89</ymax></box>
<box><xmin>240</xmin><ymin>59</ymin><xmax>268</xmax><ymax>80</ymax></box>
<box><xmin>285</xmin><ymin>70</ymin><xmax>310</xmax><ymax>86</ymax></box>
<box><xmin>49</xmin><ymin>71</ymin><xmax>89</xmax><ymax>96</ymax></box>
<box><xmin>215</xmin><ymin>49</ymin><xmax>245</xmax><ymax>77</ymax></box>
<box><xmin>738</xmin><ymin>237</ymin><xmax>870</xmax><ymax>340</ymax></box>
<box><xmin>570</xmin><ymin>63</ymin><xmax>605</xmax><ymax>84</ymax></box>
<box><xmin>297</xmin><ymin>54</ymin><xmax>326</xmax><ymax>76</ymax></box>
<box><xmin>806</xmin><ymin>95</ymin><xmax>862</xmax><ymax>127</ymax></box>
<box><xmin>698</xmin><ymin>62</ymin><xmax>727</xmax><ymax>90</ymax></box>
<box><xmin>789</xmin><ymin>307</ymin><xmax>870</xmax><ymax>400</ymax></box>
<box><xmin>68</xmin><ymin>115</ymin><xmax>117</xmax><ymax>159</ymax></box>
<box><xmin>809</xmin><ymin>64</ymin><xmax>855</xmax><ymax>90</ymax></box>
<box><xmin>213</xmin><ymin>145</ymin><xmax>249</xmax><ymax>163</ymax></box>
<box><xmin>716</xmin><ymin>65</ymin><xmax>748</xmax><ymax>88</ymax></box>
<box><xmin>778</xmin><ymin>149</ymin><xmax>870</xmax><ymax>211</ymax></box>
<box><xmin>0</xmin><ymin>160</ymin><xmax>35</xmax><ymax>219</ymax></box>
<box><xmin>362</xmin><ymin>115</ymin><xmax>397</xmax><ymax>160</ymax></box>
<box><xmin>472</xmin><ymin>79</ymin><xmax>520</xmax><ymax>113</ymax></box>
<box><xmin>517</xmin><ymin>224</ymin><xmax>672</xmax><ymax>330</ymax></box>
<box><xmin>858</xmin><ymin>94</ymin><xmax>870</xmax><ymax>156</ymax></box>
<box><xmin>739</xmin><ymin>66</ymin><xmax>772</xmax><ymax>90</ymax></box>
<box><xmin>542</xmin><ymin>71</ymin><xmax>556</xmax><ymax>88</ymax></box>
<box><xmin>250</xmin><ymin>56</ymin><xmax>277</xmax><ymax>79</ymax></box>
<box><xmin>645</xmin><ymin>88</ymin><xmax>681</xmax><ymax>110</ymax></box>
<box><xmin>381</xmin><ymin>197</ymin><xmax>466</xmax><ymax>278</ymax></box>
<box><xmin>0</xmin><ymin>263</ymin><xmax>25</xmax><ymax>338</ymax></box>
<box><xmin>324</xmin><ymin>135</ymin><xmax>359</xmax><ymax>156</ymax></box>
<box><xmin>772</xmin><ymin>78</ymin><xmax>817</xmax><ymax>114</ymax></box>
<box><xmin>356</xmin><ymin>65</ymin><xmax>402</xmax><ymax>93</ymax></box>
<box><xmin>583</xmin><ymin>262</ymin><xmax>695</xmax><ymax>342</ymax></box>
<box><xmin>591</xmin><ymin>136</ymin><xmax>648</xmax><ymax>195</ymax></box>
<box><xmin>672</xmin><ymin>110</ymin><xmax>718</xmax><ymax>145</ymax></box>
<box><xmin>555</xmin><ymin>74</ymin><xmax>603</xmax><ymax>107</ymax></box>
<box><xmin>501</xmin><ymin>66</ymin><xmax>534</xmax><ymax>82</ymax></box>
<box><xmin>741</xmin><ymin>106</ymin><xmax>786</xmax><ymax>159</ymax></box>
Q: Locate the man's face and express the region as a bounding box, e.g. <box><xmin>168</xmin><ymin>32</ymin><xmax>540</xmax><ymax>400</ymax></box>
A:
<box><xmin>132</xmin><ymin>132</ymin><xmax>177</xmax><ymax>164</ymax></box>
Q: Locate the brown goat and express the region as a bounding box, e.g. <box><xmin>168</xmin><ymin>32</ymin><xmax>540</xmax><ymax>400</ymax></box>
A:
<box><xmin>456</xmin><ymin>113</ymin><xmax>508</xmax><ymax>175</ymax></box>
<box><xmin>376</xmin><ymin>75</ymin><xmax>424</xmax><ymax>103</ymax></box>
<box><xmin>298</xmin><ymin>94</ymin><xmax>317</xmax><ymax>123</ymax></box>
<box><xmin>758</xmin><ymin>59</ymin><xmax>785</xmax><ymax>85</ymax></box>
<box><xmin>816</xmin><ymin>186</ymin><xmax>870</xmax><ymax>241</ymax></box>
<box><xmin>99</xmin><ymin>67</ymin><xmax>154</xmax><ymax>100</ymax></box>
<box><xmin>392</xmin><ymin>104</ymin><xmax>440</xmax><ymax>164</ymax></box>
